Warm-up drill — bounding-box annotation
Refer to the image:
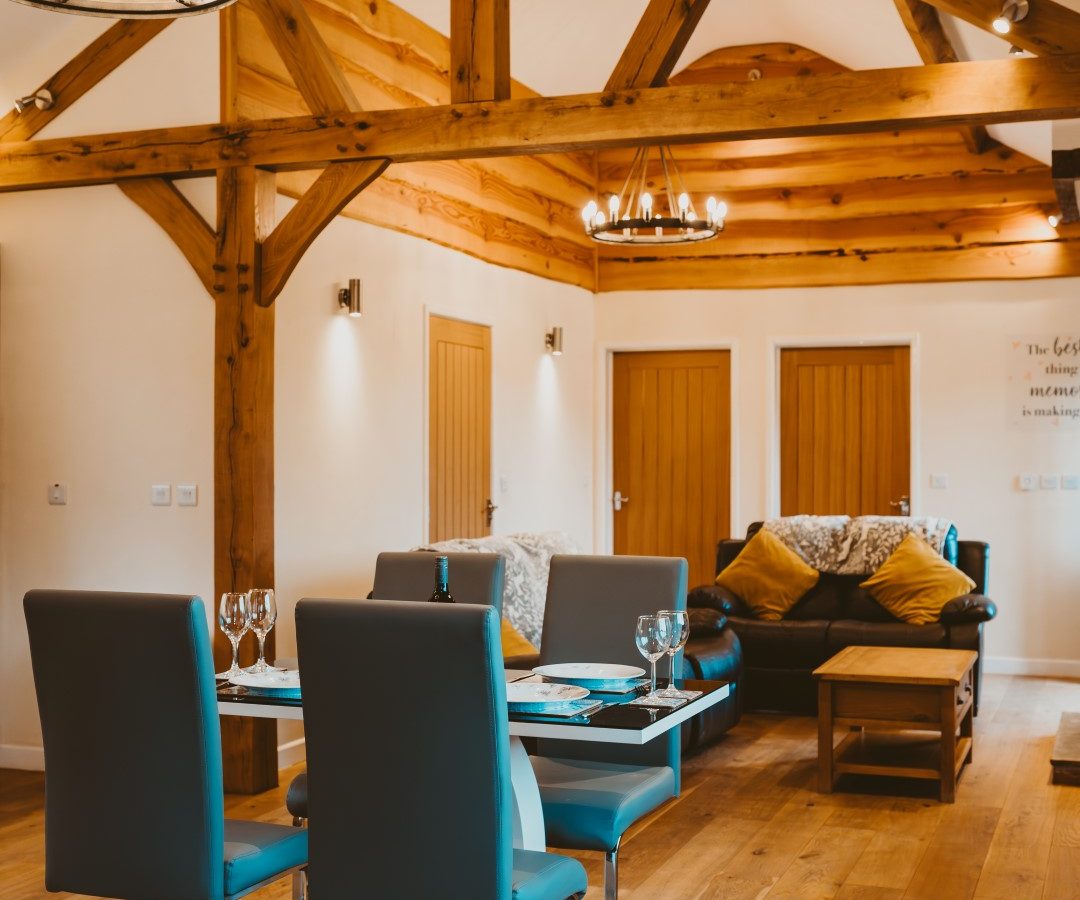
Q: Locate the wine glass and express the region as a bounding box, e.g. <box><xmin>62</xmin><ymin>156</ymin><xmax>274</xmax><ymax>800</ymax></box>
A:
<box><xmin>217</xmin><ymin>592</ymin><xmax>251</xmax><ymax>679</ymax></box>
<box><xmin>635</xmin><ymin>614</ymin><xmax>672</xmax><ymax>696</ymax></box>
<box><xmin>655</xmin><ymin>609</ymin><xmax>690</xmax><ymax>698</ymax></box>
<box><xmin>247</xmin><ymin>589</ymin><xmax>279</xmax><ymax>674</ymax></box>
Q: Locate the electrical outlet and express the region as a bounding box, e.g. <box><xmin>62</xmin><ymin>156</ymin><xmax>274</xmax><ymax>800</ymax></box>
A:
<box><xmin>48</xmin><ymin>482</ymin><xmax>67</xmax><ymax>505</ymax></box>
<box><xmin>1041</xmin><ymin>474</ymin><xmax>1060</xmax><ymax>490</ymax></box>
<box><xmin>930</xmin><ymin>473</ymin><xmax>949</xmax><ymax>489</ymax></box>
<box><xmin>177</xmin><ymin>484</ymin><xmax>198</xmax><ymax>507</ymax></box>
<box><xmin>151</xmin><ymin>484</ymin><xmax>172</xmax><ymax>506</ymax></box>
<box><xmin>1019</xmin><ymin>474</ymin><xmax>1038</xmax><ymax>492</ymax></box>
<box><xmin>1062</xmin><ymin>474</ymin><xmax>1080</xmax><ymax>491</ymax></box>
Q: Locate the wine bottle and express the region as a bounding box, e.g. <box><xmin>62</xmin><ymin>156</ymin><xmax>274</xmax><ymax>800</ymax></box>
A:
<box><xmin>429</xmin><ymin>555</ymin><xmax>454</xmax><ymax>603</ymax></box>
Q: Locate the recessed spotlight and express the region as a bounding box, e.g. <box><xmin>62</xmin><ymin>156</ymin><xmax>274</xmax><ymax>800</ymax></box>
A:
<box><xmin>1048</xmin><ymin>214</ymin><xmax>1061</xmax><ymax>229</ymax></box>
<box><xmin>993</xmin><ymin>0</ymin><xmax>1029</xmax><ymax>35</ymax></box>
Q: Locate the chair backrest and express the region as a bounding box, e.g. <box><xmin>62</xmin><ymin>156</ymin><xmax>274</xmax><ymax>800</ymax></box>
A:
<box><xmin>23</xmin><ymin>590</ymin><xmax>224</xmax><ymax>900</ymax></box>
<box><xmin>537</xmin><ymin>555</ymin><xmax>688</xmax><ymax>787</ymax></box>
<box><xmin>372</xmin><ymin>551</ymin><xmax>506</xmax><ymax>613</ymax></box>
<box><xmin>296</xmin><ymin>598</ymin><xmax>511</xmax><ymax>898</ymax></box>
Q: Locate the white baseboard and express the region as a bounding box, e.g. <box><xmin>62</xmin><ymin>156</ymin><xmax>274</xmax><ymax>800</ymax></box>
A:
<box><xmin>984</xmin><ymin>656</ymin><xmax>1080</xmax><ymax>678</ymax></box>
<box><xmin>0</xmin><ymin>744</ymin><xmax>45</xmax><ymax>771</ymax></box>
<box><xmin>277</xmin><ymin>736</ymin><xmax>306</xmax><ymax>769</ymax></box>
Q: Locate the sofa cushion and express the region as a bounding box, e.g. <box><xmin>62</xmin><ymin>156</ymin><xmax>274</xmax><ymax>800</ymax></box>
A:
<box><xmin>716</xmin><ymin>530</ymin><xmax>819</xmax><ymax>621</ymax></box>
<box><xmin>727</xmin><ymin>617</ymin><xmax>831</xmax><ymax>669</ymax></box>
<box><xmin>860</xmin><ymin>534</ymin><xmax>976</xmax><ymax>625</ymax></box>
<box><xmin>826</xmin><ymin>620</ymin><xmax>948</xmax><ymax>654</ymax></box>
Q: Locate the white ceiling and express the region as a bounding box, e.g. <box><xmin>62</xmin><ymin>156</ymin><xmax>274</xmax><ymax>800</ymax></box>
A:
<box><xmin>4</xmin><ymin>0</ymin><xmax>1080</xmax><ymax>160</ymax></box>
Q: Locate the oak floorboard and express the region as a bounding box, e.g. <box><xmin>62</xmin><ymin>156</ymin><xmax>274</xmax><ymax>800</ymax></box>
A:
<box><xmin>2</xmin><ymin>675</ymin><xmax>1078</xmax><ymax>899</ymax></box>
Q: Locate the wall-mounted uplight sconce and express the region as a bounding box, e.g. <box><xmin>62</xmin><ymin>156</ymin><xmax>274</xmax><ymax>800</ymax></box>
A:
<box><xmin>14</xmin><ymin>89</ymin><xmax>53</xmax><ymax>114</ymax></box>
<box><xmin>545</xmin><ymin>326</ymin><xmax>564</xmax><ymax>356</ymax></box>
<box><xmin>337</xmin><ymin>278</ymin><xmax>363</xmax><ymax>317</ymax></box>
<box><xmin>992</xmin><ymin>0</ymin><xmax>1028</xmax><ymax>35</ymax></box>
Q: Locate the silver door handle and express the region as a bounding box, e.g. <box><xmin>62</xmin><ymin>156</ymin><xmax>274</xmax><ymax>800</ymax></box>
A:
<box><xmin>613</xmin><ymin>491</ymin><xmax>630</xmax><ymax>511</ymax></box>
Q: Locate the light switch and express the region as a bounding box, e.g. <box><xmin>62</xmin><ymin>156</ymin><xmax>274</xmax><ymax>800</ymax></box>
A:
<box><xmin>177</xmin><ymin>484</ymin><xmax>198</xmax><ymax>507</ymax></box>
<box><xmin>151</xmin><ymin>484</ymin><xmax>172</xmax><ymax>506</ymax></box>
<box><xmin>1019</xmin><ymin>474</ymin><xmax>1038</xmax><ymax>492</ymax></box>
<box><xmin>1041</xmin><ymin>474</ymin><xmax>1060</xmax><ymax>490</ymax></box>
<box><xmin>499</xmin><ymin>476</ymin><xmax>510</xmax><ymax>495</ymax></box>
<box><xmin>930</xmin><ymin>474</ymin><xmax>949</xmax><ymax>489</ymax></box>
<box><xmin>1062</xmin><ymin>474</ymin><xmax>1080</xmax><ymax>491</ymax></box>
<box><xmin>48</xmin><ymin>482</ymin><xmax>67</xmax><ymax>505</ymax></box>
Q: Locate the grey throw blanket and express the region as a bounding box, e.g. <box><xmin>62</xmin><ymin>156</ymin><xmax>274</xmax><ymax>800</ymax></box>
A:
<box><xmin>762</xmin><ymin>515</ymin><xmax>955</xmax><ymax>575</ymax></box>
<box><xmin>412</xmin><ymin>531</ymin><xmax>580</xmax><ymax>648</ymax></box>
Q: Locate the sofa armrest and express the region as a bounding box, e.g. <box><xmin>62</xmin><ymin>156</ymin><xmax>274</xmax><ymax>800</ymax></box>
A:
<box><xmin>688</xmin><ymin>583</ymin><xmax>751</xmax><ymax>618</ymax></box>
<box><xmin>688</xmin><ymin>606</ymin><xmax>728</xmax><ymax>638</ymax></box>
<box><xmin>683</xmin><ymin>628</ymin><xmax>742</xmax><ymax>683</ymax></box>
<box><xmin>941</xmin><ymin>593</ymin><xmax>997</xmax><ymax>625</ymax></box>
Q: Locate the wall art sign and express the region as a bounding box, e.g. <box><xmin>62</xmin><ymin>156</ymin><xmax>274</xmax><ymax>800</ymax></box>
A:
<box><xmin>1009</xmin><ymin>335</ymin><xmax>1080</xmax><ymax>429</ymax></box>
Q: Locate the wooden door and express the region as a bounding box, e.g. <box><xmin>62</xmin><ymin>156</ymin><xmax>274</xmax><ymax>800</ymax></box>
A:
<box><xmin>429</xmin><ymin>315</ymin><xmax>492</xmax><ymax>542</ymax></box>
<box><xmin>612</xmin><ymin>350</ymin><xmax>731</xmax><ymax>587</ymax></box>
<box><xmin>780</xmin><ymin>346</ymin><xmax>910</xmax><ymax>516</ymax></box>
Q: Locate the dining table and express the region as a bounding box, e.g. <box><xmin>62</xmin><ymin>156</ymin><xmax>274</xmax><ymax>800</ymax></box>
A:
<box><xmin>217</xmin><ymin>673</ymin><xmax>731</xmax><ymax>852</ymax></box>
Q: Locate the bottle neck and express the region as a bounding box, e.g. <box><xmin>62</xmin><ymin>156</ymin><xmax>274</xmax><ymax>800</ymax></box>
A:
<box><xmin>435</xmin><ymin>556</ymin><xmax>449</xmax><ymax>592</ymax></box>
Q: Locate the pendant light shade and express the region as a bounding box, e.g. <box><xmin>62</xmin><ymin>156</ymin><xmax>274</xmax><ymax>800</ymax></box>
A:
<box><xmin>9</xmin><ymin>0</ymin><xmax>237</xmax><ymax>18</ymax></box>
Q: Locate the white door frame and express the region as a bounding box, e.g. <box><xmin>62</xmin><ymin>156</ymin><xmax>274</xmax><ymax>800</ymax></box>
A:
<box><xmin>421</xmin><ymin>306</ymin><xmax>496</xmax><ymax>544</ymax></box>
<box><xmin>594</xmin><ymin>340</ymin><xmax>740</xmax><ymax>555</ymax></box>
<box><xmin>764</xmin><ymin>335</ymin><xmax>921</xmax><ymax>518</ymax></box>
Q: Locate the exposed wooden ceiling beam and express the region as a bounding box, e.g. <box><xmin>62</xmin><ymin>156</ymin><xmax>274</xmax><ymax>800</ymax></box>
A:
<box><xmin>450</xmin><ymin>0</ymin><xmax>510</xmax><ymax>102</ymax></box>
<box><xmin>606</xmin><ymin>0</ymin><xmax>712</xmax><ymax>90</ymax></box>
<box><xmin>893</xmin><ymin>0</ymin><xmax>992</xmax><ymax>153</ymax></box>
<box><xmin>4</xmin><ymin>53</ymin><xmax>1080</xmax><ymax>192</ymax></box>
<box><xmin>117</xmin><ymin>178</ymin><xmax>217</xmax><ymax>295</ymax></box>
<box><xmin>921</xmin><ymin>0</ymin><xmax>1080</xmax><ymax>55</ymax></box>
<box><xmin>250</xmin><ymin>0</ymin><xmax>360</xmax><ymax>114</ymax></box>
<box><xmin>0</xmin><ymin>20</ymin><xmax>172</xmax><ymax>143</ymax></box>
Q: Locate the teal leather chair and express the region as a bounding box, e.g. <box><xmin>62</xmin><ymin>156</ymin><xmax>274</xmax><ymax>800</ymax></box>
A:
<box><xmin>23</xmin><ymin>590</ymin><xmax>307</xmax><ymax>900</ymax></box>
<box><xmin>295</xmin><ymin>597</ymin><xmax>586</xmax><ymax>899</ymax></box>
<box><xmin>531</xmin><ymin>555</ymin><xmax>689</xmax><ymax>900</ymax></box>
<box><xmin>285</xmin><ymin>550</ymin><xmax>506</xmax><ymax>824</ymax></box>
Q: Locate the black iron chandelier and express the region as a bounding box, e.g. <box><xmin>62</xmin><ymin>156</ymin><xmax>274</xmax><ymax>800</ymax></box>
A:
<box><xmin>581</xmin><ymin>144</ymin><xmax>727</xmax><ymax>245</ymax></box>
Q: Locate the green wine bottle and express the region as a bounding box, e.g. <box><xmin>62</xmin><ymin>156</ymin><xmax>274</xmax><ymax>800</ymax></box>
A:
<box><xmin>429</xmin><ymin>555</ymin><xmax>454</xmax><ymax>603</ymax></box>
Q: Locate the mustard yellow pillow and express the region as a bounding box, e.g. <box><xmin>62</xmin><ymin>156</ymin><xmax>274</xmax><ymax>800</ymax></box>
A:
<box><xmin>716</xmin><ymin>529</ymin><xmax>820</xmax><ymax>621</ymax></box>
<box><xmin>860</xmin><ymin>534</ymin><xmax>976</xmax><ymax>625</ymax></box>
<box><xmin>501</xmin><ymin>618</ymin><xmax>538</xmax><ymax>657</ymax></box>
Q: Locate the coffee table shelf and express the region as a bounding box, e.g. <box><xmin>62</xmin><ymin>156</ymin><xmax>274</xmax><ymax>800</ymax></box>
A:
<box><xmin>834</xmin><ymin>730</ymin><xmax>973</xmax><ymax>782</ymax></box>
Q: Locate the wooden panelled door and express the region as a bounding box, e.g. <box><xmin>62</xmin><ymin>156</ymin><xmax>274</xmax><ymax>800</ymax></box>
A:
<box><xmin>612</xmin><ymin>350</ymin><xmax>731</xmax><ymax>587</ymax></box>
<box><xmin>780</xmin><ymin>346</ymin><xmax>911</xmax><ymax>516</ymax></box>
<box><xmin>429</xmin><ymin>315</ymin><xmax>493</xmax><ymax>542</ymax></box>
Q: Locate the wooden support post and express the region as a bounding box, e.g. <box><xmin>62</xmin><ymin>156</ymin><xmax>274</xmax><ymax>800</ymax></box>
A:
<box><xmin>606</xmin><ymin>0</ymin><xmax>712</xmax><ymax>90</ymax></box>
<box><xmin>214</xmin><ymin>166</ymin><xmax>279</xmax><ymax>794</ymax></box>
<box><xmin>450</xmin><ymin>0</ymin><xmax>510</xmax><ymax>102</ymax></box>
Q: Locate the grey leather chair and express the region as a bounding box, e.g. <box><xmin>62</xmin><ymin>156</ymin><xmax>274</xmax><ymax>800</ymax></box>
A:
<box><xmin>531</xmin><ymin>555</ymin><xmax>688</xmax><ymax>900</ymax></box>
<box><xmin>295</xmin><ymin>597</ymin><xmax>587</xmax><ymax>899</ymax></box>
<box><xmin>23</xmin><ymin>590</ymin><xmax>307</xmax><ymax>900</ymax></box>
<box><xmin>285</xmin><ymin>550</ymin><xmax>507</xmax><ymax>823</ymax></box>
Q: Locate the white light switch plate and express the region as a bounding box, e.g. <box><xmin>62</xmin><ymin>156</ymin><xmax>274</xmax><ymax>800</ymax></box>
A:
<box><xmin>177</xmin><ymin>484</ymin><xmax>198</xmax><ymax>507</ymax></box>
<box><xmin>930</xmin><ymin>474</ymin><xmax>949</xmax><ymax>489</ymax></box>
<box><xmin>151</xmin><ymin>484</ymin><xmax>172</xmax><ymax>506</ymax></box>
<box><xmin>1062</xmin><ymin>474</ymin><xmax>1080</xmax><ymax>491</ymax></box>
<box><xmin>1019</xmin><ymin>474</ymin><xmax>1038</xmax><ymax>491</ymax></box>
<box><xmin>1041</xmin><ymin>474</ymin><xmax>1060</xmax><ymax>490</ymax></box>
<box><xmin>48</xmin><ymin>482</ymin><xmax>67</xmax><ymax>505</ymax></box>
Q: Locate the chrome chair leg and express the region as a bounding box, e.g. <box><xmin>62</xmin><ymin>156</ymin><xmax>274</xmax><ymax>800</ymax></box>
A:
<box><xmin>604</xmin><ymin>839</ymin><xmax>620</xmax><ymax>900</ymax></box>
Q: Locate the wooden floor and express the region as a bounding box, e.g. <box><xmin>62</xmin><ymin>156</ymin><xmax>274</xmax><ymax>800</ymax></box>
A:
<box><xmin>2</xmin><ymin>674</ymin><xmax>1078</xmax><ymax>899</ymax></box>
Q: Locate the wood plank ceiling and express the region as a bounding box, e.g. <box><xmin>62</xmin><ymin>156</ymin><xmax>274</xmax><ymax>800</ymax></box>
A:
<box><xmin>231</xmin><ymin>0</ymin><xmax>1074</xmax><ymax>292</ymax></box>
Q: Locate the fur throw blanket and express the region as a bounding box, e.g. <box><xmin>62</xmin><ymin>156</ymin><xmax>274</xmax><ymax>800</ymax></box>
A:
<box><xmin>762</xmin><ymin>515</ymin><xmax>955</xmax><ymax>575</ymax></box>
<box><xmin>413</xmin><ymin>531</ymin><xmax>580</xmax><ymax>648</ymax></box>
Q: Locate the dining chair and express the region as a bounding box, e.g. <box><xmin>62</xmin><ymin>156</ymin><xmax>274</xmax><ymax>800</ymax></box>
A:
<box><xmin>285</xmin><ymin>550</ymin><xmax>507</xmax><ymax>826</ymax></box>
<box><xmin>530</xmin><ymin>555</ymin><xmax>689</xmax><ymax>900</ymax></box>
<box><xmin>23</xmin><ymin>590</ymin><xmax>308</xmax><ymax>900</ymax></box>
<box><xmin>295</xmin><ymin>596</ymin><xmax>587</xmax><ymax>899</ymax></box>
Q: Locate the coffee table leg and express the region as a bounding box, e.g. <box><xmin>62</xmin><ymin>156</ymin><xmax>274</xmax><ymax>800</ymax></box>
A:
<box><xmin>939</xmin><ymin>686</ymin><xmax>957</xmax><ymax>803</ymax></box>
<box><xmin>961</xmin><ymin>700</ymin><xmax>974</xmax><ymax>765</ymax></box>
<box><xmin>818</xmin><ymin>681</ymin><xmax>834</xmax><ymax>793</ymax></box>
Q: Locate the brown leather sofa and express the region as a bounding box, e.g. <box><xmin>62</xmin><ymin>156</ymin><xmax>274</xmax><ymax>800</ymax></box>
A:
<box><xmin>688</xmin><ymin>522</ymin><xmax>995</xmax><ymax>716</ymax></box>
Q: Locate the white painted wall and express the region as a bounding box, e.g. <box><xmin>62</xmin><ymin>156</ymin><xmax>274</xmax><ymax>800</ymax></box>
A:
<box><xmin>594</xmin><ymin>281</ymin><xmax>1080</xmax><ymax>677</ymax></box>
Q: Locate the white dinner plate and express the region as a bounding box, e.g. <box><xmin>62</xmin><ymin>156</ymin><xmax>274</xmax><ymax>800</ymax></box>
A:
<box><xmin>532</xmin><ymin>663</ymin><xmax>645</xmax><ymax>689</ymax></box>
<box><xmin>506</xmin><ymin>681</ymin><xmax>589</xmax><ymax>711</ymax></box>
<box><xmin>229</xmin><ymin>670</ymin><xmax>301</xmax><ymax>694</ymax></box>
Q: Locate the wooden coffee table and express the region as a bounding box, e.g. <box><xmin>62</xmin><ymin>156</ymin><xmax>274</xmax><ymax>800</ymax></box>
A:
<box><xmin>813</xmin><ymin>646</ymin><xmax>978</xmax><ymax>803</ymax></box>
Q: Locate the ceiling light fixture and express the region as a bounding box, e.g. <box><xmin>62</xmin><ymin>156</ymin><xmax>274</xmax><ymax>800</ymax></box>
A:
<box><xmin>580</xmin><ymin>145</ymin><xmax>727</xmax><ymax>245</ymax></box>
<box><xmin>13</xmin><ymin>89</ymin><xmax>53</xmax><ymax>113</ymax></box>
<box><xmin>1009</xmin><ymin>44</ymin><xmax>1025</xmax><ymax>55</ymax></box>
<box><xmin>1048</xmin><ymin>213</ymin><xmax>1061</xmax><ymax>228</ymax></box>
<box><xmin>337</xmin><ymin>278</ymin><xmax>363</xmax><ymax>317</ymax></box>
<box><xmin>992</xmin><ymin>0</ymin><xmax>1029</xmax><ymax>35</ymax></box>
<box><xmin>9</xmin><ymin>0</ymin><xmax>237</xmax><ymax>18</ymax></box>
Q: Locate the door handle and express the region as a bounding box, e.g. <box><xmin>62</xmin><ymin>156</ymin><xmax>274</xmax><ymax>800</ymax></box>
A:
<box><xmin>613</xmin><ymin>490</ymin><xmax>630</xmax><ymax>512</ymax></box>
<box><xmin>889</xmin><ymin>495</ymin><xmax>911</xmax><ymax>516</ymax></box>
<box><xmin>485</xmin><ymin>499</ymin><xmax>498</xmax><ymax>526</ymax></box>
